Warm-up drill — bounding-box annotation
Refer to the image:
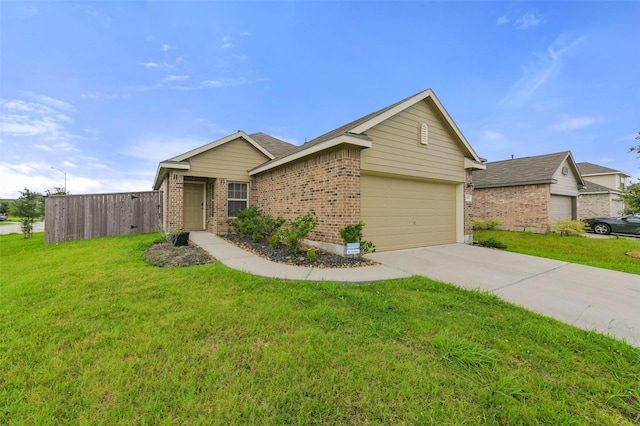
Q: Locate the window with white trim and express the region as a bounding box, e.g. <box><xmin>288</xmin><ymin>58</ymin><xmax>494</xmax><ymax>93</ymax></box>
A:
<box><xmin>227</xmin><ymin>182</ymin><xmax>248</xmax><ymax>216</ymax></box>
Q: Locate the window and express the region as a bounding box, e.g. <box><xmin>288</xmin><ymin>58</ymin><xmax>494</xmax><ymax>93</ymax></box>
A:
<box><xmin>227</xmin><ymin>182</ymin><xmax>248</xmax><ymax>216</ymax></box>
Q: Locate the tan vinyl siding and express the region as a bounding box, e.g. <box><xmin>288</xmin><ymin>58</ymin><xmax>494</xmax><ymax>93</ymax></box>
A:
<box><xmin>186</xmin><ymin>138</ymin><xmax>270</xmax><ymax>181</ymax></box>
<box><xmin>551</xmin><ymin>160</ymin><xmax>580</xmax><ymax>196</ymax></box>
<box><xmin>361</xmin><ymin>174</ymin><xmax>457</xmax><ymax>251</ymax></box>
<box><xmin>361</xmin><ymin>99</ymin><xmax>465</xmax><ymax>183</ymax></box>
<box><xmin>583</xmin><ymin>174</ymin><xmax>622</xmax><ymax>191</ymax></box>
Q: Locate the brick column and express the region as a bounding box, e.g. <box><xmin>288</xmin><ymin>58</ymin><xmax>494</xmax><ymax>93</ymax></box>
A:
<box><xmin>464</xmin><ymin>169</ymin><xmax>474</xmax><ymax>243</ymax></box>
<box><xmin>166</xmin><ymin>171</ymin><xmax>184</xmax><ymax>232</ymax></box>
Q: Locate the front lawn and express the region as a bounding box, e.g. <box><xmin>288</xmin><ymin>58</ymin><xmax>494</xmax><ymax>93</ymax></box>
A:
<box><xmin>475</xmin><ymin>230</ymin><xmax>640</xmax><ymax>275</ymax></box>
<box><xmin>1</xmin><ymin>233</ymin><xmax>639</xmax><ymax>424</ymax></box>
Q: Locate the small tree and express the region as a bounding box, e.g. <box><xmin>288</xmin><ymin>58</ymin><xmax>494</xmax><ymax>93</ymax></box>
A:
<box><xmin>0</xmin><ymin>200</ymin><xmax>11</xmax><ymax>215</ymax></box>
<box><xmin>11</xmin><ymin>188</ymin><xmax>44</xmax><ymax>239</ymax></box>
<box><xmin>629</xmin><ymin>131</ymin><xmax>640</xmax><ymax>158</ymax></box>
<box><xmin>44</xmin><ymin>187</ymin><xmax>69</xmax><ymax>196</ymax></box>
<box><xmin>622</xmin><ymin>181</ymin><xmax>640</xmax><ymax>214</ymax></box>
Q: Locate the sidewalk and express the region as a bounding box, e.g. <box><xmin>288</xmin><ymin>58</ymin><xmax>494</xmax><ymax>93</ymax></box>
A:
<box><xmin>189</xmin><ymin>231</ymin><xmax>411</xmax><ymax>283</ymax></box>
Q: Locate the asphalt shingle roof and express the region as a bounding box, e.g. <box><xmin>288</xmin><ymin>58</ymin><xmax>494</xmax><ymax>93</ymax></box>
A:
<box><xmin>576</xmin><ymin>162</ymin><xmax>627</xmax><ymax>176</ymax></box>
<box><xmin>473</xmin><ymin>151</ymin><xmax>571</xmax><ymax>188</ymax></box>
<box><xmin>248</xmin><ymin>132</ymin><xmax>297</xmax><ymax>157</ymax></box>
<box><xmin>579</xmin><ymin>180</ymin><xmax>617</xmax><ymax>193</ymax></box>
<box><xmin>263</xmin><ymin>89</ymin><xmax>425</xmax><ymax>164</ymax></box>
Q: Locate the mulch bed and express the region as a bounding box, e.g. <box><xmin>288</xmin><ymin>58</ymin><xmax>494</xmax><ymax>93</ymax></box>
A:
<box><xmin>144</xmin><ymin>242</ymin><xmax>215</xmax><ymax>267</ymax></box>
<box><xmin>223</xmin><ymin>233</ymin><xmax>378</xmax><ymax>268</ymax></box>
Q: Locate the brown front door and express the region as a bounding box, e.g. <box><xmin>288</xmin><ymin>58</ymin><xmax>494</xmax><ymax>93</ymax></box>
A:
<box><xmin>183</xmin><ymin>182</ymin><xmax>204</xmax><ymax>230</ymax></box>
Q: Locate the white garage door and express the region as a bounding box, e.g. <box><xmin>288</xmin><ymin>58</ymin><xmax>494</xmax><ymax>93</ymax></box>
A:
<box><xmin>360</xmin><ymin>174</ymin><xmax>457</xmax><ymax>251</ymax></box>
<box><xmin>550</xmin><ymin>195</ymin><xmax>573</xmax><ymax>222</ymax></box>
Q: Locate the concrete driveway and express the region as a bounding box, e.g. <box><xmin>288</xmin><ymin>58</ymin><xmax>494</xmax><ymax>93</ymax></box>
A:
<box><xmin>367</xmin><ymin>244</ymin><xmax>640</xmax><ymax>348</ymax></box>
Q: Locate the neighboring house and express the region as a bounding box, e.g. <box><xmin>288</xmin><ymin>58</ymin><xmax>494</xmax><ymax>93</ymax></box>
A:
<box><xmin>153</xmin><ymin>88</ymin><xmax>485</xmax><ymax>252</ymax></box>
<box><xmin>471</xmin><ymin>152</ymin><xmax>585</xmax><ymax>232</ymax></box>
<box><xmin>576</xmin><ymin>162</ymin><xmax>630</xmax><ymax>218</ymax></box>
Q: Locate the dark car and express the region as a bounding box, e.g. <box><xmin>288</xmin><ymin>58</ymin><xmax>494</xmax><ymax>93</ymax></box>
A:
<box><xmin>0</xmin><ymin>213</ymin><xmax>7</xmax><ymax>221</ymax></box>
<box><xmin>583</xmin><ymin>214</ymin><xmax>640</xmax><ymax>235</ymax></box>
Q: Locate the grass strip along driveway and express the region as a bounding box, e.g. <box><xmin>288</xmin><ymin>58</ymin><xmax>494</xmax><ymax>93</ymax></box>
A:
<box><xmin>1</xmin><ymin>233</ymin><xmax>639</xmax><ymax>424</ymax></box>
<box><xmin>475</xmin><ymin>230</ymin><xmax>640</xmax><ymax>275</ymax></box>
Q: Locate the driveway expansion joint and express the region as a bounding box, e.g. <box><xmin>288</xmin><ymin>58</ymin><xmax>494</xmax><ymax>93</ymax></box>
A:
<box><xmin>488</xmin><ymin>262</ymin><xmax>570</xmax><ymax>293</ymax></box>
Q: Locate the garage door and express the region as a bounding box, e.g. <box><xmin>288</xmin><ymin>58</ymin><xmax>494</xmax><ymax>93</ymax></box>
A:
<box><xmin>360</xmin><ymin>174</ymin><xmax>457</xmax><ymax>251</ymax></box>
<box><xmin>550</xmin><ymin>195</ymin><xmax>573</xmax><ymax>222</ymax></box>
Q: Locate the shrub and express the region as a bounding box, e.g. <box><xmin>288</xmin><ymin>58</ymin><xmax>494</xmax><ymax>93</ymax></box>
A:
<box><xmin>280</xmin><ymin>213</ymin><xmax>318</xmax><ymax>254</ymax></box>
<box><xmin>269</xmin><ymin>233</ymin><xmax>280</xmax><ymax>249</ymax></box>
<box><xmin>477</xmin><ymin>238</ymin><xmax>507</xmax><ymax>249</ymax></box>
<box><xmin>473</xmin><ymin>217</ymin><xmax>503</xmax><ymax>230</ymax></box>
<box><xmin>553</xmin><ymin>219</ymin><xmax>589</xmax><ymax>236</ymax></box>
<box><xmin>306</xmin><ymin>248</ymin><xmax>317</xmax><ymax>262</ymax></box>
<box><xmin>339</xmin><ymin>221</ymin><xmax>376</xmax><ymax>255</ymax></box>
<box><xmin>230</xmin><ymin>206</ymin><xmax>284</xmax><ymax>242</ymax></box>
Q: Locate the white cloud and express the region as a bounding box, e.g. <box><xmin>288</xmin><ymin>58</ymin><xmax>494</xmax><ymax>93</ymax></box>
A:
<box><xmin>201</xmin><ymin>78</ymin><xmax>247</xmax><ymax>89</ymax></box>
<box><xmin>62</xmin><ymin>161</ymin><xmax>77</xmax><ymax>168</ymax></box>
<box><xmin>29</xmin><ymin>94</ymin><xmax>72</xmax><ymax>110</ymax></box>
<box><xmin>80</xmin><ymin>91</ymin><xmax>124</xmax><ymax>100</ymax></box>
<box><xmin>139</xmin><ymin>61</ymin><xmax>160</xmax><ymax>68</ymax></box>
<box><xmin>515</xmin><ymin>13</ymin><xmax>541</xmax><ymax>29</ymax></box>
<box><xmin>161</xmin><ymin>75</ymin><xmax>190</xmax><ymax>83</ymax></box>
<box><xmin>222</xmin><ymin>35</ymin><xmax>232</xmax><ymax>48</ymax></box>
<box><xmin>497</xmin><ymin>16</ymin><xmax>509</xmax><ymax>25</ymax></box>
<box><xmin>500</xmin><ymin>35</ymin><xmax>586</xmax><ymax>107</ymax></box>
<box><xmin>161</xmin><ymin>44</ymin><xmax>174</xmax><ymax>51</ymax></box>
<box><xmin>201</xmin><ymin>80</ymin><xmax>223</xmax><ymax>88</ymax></box>
<box><xmin>242</xmin><ymin>32</ymin><xmax>251</xmax><ymax>36</ymax></box>
<box><xmin>552</xmin><ymin>116</ymin><xmax>600</xmax><ymax>132</ymax></box>
<box><xmin>0</xmin><ymin>98</ymin><xmax>75</xmax><ymax>143</ymax></box>
<box><xmin>34</xmin><ymin>144</ymin><xmax>54</xmax><ymax>152</ymax></box>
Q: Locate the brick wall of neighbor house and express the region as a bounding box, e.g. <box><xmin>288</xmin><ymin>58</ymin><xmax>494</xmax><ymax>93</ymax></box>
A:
<box><xmin>578</xmin><ymin>193</ymin><xmax>613</xmax><ymax>220</ymax></box>
<box><xmin>253</xmin><ymin>147</ymin><xmax>362</xmax><ymax>245</ymax></box>
<box><xmin>165</xmin><ymin>171</ymin><xmax>184</xmax><ymax>232</ymax></box>
<box><xmin>473</xmin><ymin>184</ymin><xmax>551</xmax><ymax>231</ymax></box>
<box><xmin>464</xmin><ymin>169</ymin><xmax>474</xmax><ymax>242</ymax></box>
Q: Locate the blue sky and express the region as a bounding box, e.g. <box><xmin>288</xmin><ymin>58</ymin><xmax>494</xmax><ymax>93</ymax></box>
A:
<box><xmin>1</xmin><ymin>1</ymin><xmax>639</xmax><ymax>199</ymax></box>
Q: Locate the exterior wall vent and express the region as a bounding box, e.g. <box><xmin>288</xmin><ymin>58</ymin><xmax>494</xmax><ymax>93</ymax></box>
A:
<box><xmin>419</xmin><ymin>122</ymin><xmax>428</xmax><ymax>145</ymax></box>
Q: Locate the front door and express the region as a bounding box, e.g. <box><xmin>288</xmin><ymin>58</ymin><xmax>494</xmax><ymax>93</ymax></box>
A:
<box><xmin>183</xmin><ymin>182</ymin><xmax>204</xmax><ymax>230</ymax></box>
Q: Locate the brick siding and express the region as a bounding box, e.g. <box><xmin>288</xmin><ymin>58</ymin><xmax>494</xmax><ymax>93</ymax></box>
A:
<box><xmin>253</xmin><ymin>147</ymin><xmax>362</xmax><ymax>245</ymax></box>
<box><xmin>165</xmin><ymin>171</ymin><xmax>184</xmax><ymax>232</ymax></box>
<box><xmin>578</xmin><ymin>193</ymin><xmax>619</xmax><ymax>219</ymax></box>
<box><xmin>472</xmin><ymin>184</ymin><xmax>551</xmax><ymax>231</ymax></box>
<box><xmin>464</xmin><ymin>169</ymin><xmax>474</xmax><ymax>242</ymax></box>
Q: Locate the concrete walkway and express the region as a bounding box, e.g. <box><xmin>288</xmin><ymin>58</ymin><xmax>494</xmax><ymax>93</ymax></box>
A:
<box><xmin>190</xmin><ymin>231</ymin><xmax>640</xmax><ymax>348</ymax></box>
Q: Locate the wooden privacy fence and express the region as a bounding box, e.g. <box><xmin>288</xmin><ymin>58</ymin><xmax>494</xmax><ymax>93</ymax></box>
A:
<box><xmin>45</xmin><ymin>191</ymin><xmax>163</xmax><ymax>243</ymax></box>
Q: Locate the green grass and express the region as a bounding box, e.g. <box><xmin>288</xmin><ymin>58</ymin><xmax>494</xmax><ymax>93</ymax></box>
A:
<box><xmin>1</xmin><ymin>233</ymin><xmax>639</xmax><ymax>424</ymax></box>
<box><xmin>474</xmin><ymin>230</ymin><xmax>640</xmax><ymax>275</ymax></box>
